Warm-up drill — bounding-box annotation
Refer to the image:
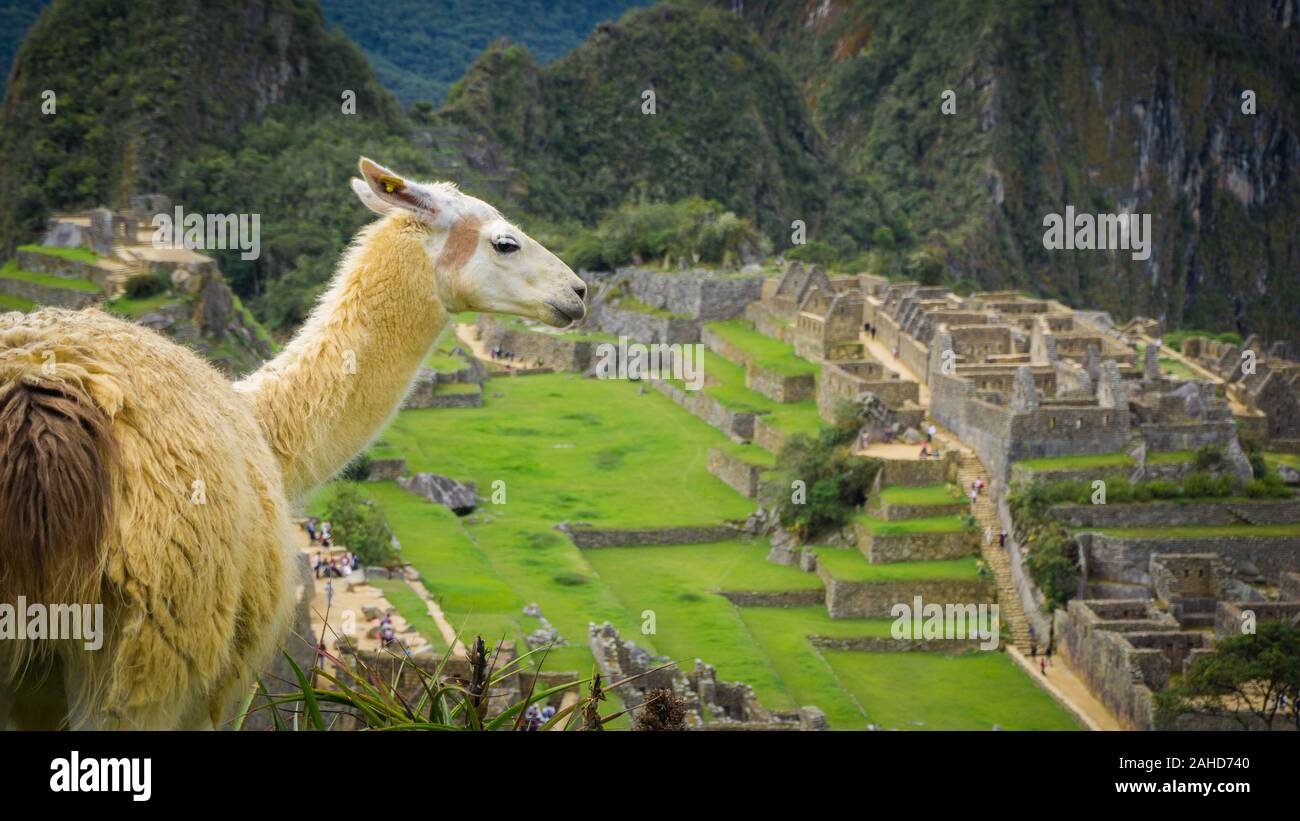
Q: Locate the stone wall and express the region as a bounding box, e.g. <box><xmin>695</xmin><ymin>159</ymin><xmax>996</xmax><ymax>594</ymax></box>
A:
<box><xmin>708</xmin><ymin>448</ymin><xmax>765</xmax><ymax>498</ymax></box>
<box><xmin>808</xmin><ymin>635</ymin><xmax>986</xmax><ymax>653</ymax></box>
<box><xmin>746</xmin><ymin>363</ymin><xmax>815</xmax><ymax>403</ymax></box>
<box><xmin>565</xmin><ymin>524</ymin><xmax>737</xmax><ymax>548</ymax></box>
<box><xmin>406</xmin><ymin>384</ymin><xmax>483</xmax><ymax>409</ymax></box>
<box><xmin>15</xmin><ymin>249</ymin><xmax>112</xmax><ymax>290</ymax></box>
<box><xmin>865</xmin><ymin>493</ymin><xmax>967</xmax><ymax>522</ymax></box>
<box><xmin>816</xmin><ymin>563</ymin><xmax>994</xmax><ymax>618</ymax></box>
<box><xmin>1214</xmin><ymin>600</ymin><xmax>1300</xmax><ymax>639</ymax></box>
<box><xmin>476</xmin><ymin>316</ymin><xmax>596</xmax><ymax>371</ymax></box>
<box><xmin>856</xmin><ymin>526</ymin><xmax>977</xmax><ymax>564</ymax></box>
<box><xmin>620</xmin><ymin>267</ymin><xmax>764</xmax><ymax>321</ymax></box>
<box><xmin>1054</xmin><ymin>599</ymin><xmax>1185</xmax><ymax>730</ymax></box>
<box><xmin>752</xmin><ymin>416</ymin><xmax>787</xmax><ymax>454</ymax></box>
<box><xmin>877</xmin><ymin>454</ymin><xmax>959</xmax><ymax>486</ymax></box>
<box><xmin>0</xmin><ymin>275</ymin><xmax>99</xmax><ymax>309</ymax></box>
<box><xmin>719</xmin><ymin>589</ymin><xmax>824</xmax><ymax>607</ymax></box>
<box><xmin>367</xmin><ymin>459</ymin><xmax>407</xmax><ymax>481</ymax></box>
<box><xmin>653</xmin><ymin>379</ymin><xmax>755</xmax><ymax>440</ymax></box>
<box><xmin>589</xmin><ymin>301</ymin><xmax>699</xmax><ymax>344</ymax></box>
<box><xmin>1079</xmin><ymin>532</ymin><xmax>1300</xmax><ymax>586</ymax></box>
<box><xmin>1051</xmin><ymin>499</ymin><xmax>1300</xmax><ymax>529</ymax></box>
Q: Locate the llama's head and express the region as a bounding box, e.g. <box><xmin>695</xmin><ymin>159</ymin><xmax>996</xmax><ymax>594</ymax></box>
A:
<box><xmin>351</xmin><ymin>157</ymin><xmax>587</xmax><ymax>327</ymax></box>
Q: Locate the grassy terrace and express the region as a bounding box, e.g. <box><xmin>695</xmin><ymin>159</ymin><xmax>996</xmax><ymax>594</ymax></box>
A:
<box><xmin>855</xmin><ymin>512</ymin><xmax>968</xmax><ymax>535</ymax></box>
<box><xmin>1016</xmin><ymin>450</ymin><xmax>1192</xmax><ymax>472</ymax></box>
<box><xmin>669</xmin><ymin>349</ymin><xmax>824</xmax><ymax>443</ymax></box>
<box><xmin>812</xmin><ymin>549</ymin><xmax>980</xmax><ymax>582</ymax></box>
<box><xmin>879</xmin><ymin>484</ymin><xmax>963</xmax><ymax>505</ymax></box>
<box><xmin>1071</xmin><ymin>523</ymin><xmax>1300</xmax><ymax>538</ymax></box>
<box><xmin>320</xmin><ymin>370</ymin><xmax>1074</xmax><ymax>729</ymax></box>
<box><xmin>704</xmin><ymin>319</ymin><xmax>819</xmax><ymax>377</ymax></box>
<box><xmin>17</xmin><ymin>244</ymin><xmax>101</xmax><ymax>263</ymax></box>
<box><xmin>0</xmin><ymin>260</ymin><xmax>101</xmax><ymax>292</ymax></box>
<box><xmin>0</xmin><ymin>294</ymin><xmax>35</xmax><ymax>311</ymax></box>
<box><xmin>824</xmin><ymin>651</ymin><xmax>1080</xmax><ymax>731</ymax></box>
<box><xmin>1135</xmin><ymin>343</ymin><xmax>1199</xmax><ymax>381</ymax></box>
<box><xmin>107</xmin><ymin>292</ymin><xmax>171</xmax><ymax>318</ymax></box>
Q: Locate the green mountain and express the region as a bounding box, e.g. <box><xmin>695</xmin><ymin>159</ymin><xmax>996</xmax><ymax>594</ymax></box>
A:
<box><xmin>725</xmin><ymin>0</ymin><xmax>1300</xmax><ymax>344</ymax></box>
<box><xmin>317</xmin><ymin>0</ymin><xmax>650</xmax><ymax>106</ymax></box>
<box><xmin>0</xmin><ymin>0</ymin><xmax>402</xmax><ymax>255</ymax></box>
<box><xmin>436</xmin><ymin>3</ymin><xmax>863</xmax><ymax>246</ymax></box>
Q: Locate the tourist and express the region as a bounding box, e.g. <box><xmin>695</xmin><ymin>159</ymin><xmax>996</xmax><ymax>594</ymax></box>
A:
<box><xmin>892</xmin><ymin>345</ymin><xmax>899</xmax><ymax>359</ymax></box>
<box><xmin>311</xmin><ymin>552</ymin><xmax>322</xmax><ymax>579</ymax></box>
<box><xmin>858</xmin><ymin>429</ymin><xmax>870</xmax><ymax>451</ymax></box>
<box><xmin>324</xmin><ymin>579</ymin><xmax>334</xmax><ymax>610</ymax></box>
<box><xmin>998</xmin><ymin>530</ymin><xmax>1007</xmax><ymax>549</ymax></box>
<box><xmin>306</xmin><ymin>519</ymin><xmax>317</xmax><ymax>543</ymax></box>
<box><xmin>926</xmin><ymin>423</ymin><xmax>936</xmax><ymax>444</ymax></box>
<box><xmin>1040</xmin><ymin>656</ymin><xmax>1047</xmax><ymax>676</ymax></box>
<box><xmin>969</xmin><ymin>489</ymin><xmax>978</xmax><ymax>508</ymax></box>
<box><xmin>1045</xmin><ymin>643</ymin><xmax>1053</xmax><ymax>667</ymax></box>
<box><xmin>1030</xmin><ymin>636</ymin><xmax>1038</xmax><ymax>657</ymax></box>
<box><xmin>919</xmin><ymin>443</ymin><xmax>929</xmax><ymax>459</ymax></box>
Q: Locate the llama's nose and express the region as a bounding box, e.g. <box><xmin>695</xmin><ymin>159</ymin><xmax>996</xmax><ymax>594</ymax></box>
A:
<box><xmin>573</xmin><ymin>283</ymin><xmax>587</xmax><ymax>301</ymax></box>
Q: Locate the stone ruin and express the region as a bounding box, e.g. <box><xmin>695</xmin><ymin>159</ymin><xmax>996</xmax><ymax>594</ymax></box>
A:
<box><xmin>587</xmin><ymin>622</ymin><xmax>827</xmax><ymax>730</ymax></box>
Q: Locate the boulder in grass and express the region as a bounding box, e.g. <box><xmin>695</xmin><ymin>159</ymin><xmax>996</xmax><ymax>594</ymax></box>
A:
<box><xmin>398</xmin><ymin>472</ymin><xmax>479</xmax><ymax>515</ymax></box>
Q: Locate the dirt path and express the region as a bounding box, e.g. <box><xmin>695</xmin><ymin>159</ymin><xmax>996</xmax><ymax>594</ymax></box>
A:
<box><xmin>1006</xmin><ymin>646</ymin><xmax>1123</xmax><ymax>730</ymax></box>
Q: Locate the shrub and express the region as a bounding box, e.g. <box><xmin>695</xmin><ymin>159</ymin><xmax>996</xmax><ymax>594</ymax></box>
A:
<box><xmin>1182</xmin><ymin>472</ymin><xmax>1215</xmax><ymax>499</ymax></box>
<box><xmin>1193</xmin><ymin>446</ymin><xmax>1224</xmax><ymax>471</ymax></box>
<box><xmin>775</xmin><ymin>427</ymin><xmax>882</xmax><ymax>541</ymax></box>
<box><xmin>1025</xmin><ymin>533</ymin><xmax>1079</xmax><ymax>612</ymax></box>
<box><xmin>1150</xmin><ymin>480</ymin><xmax>1183</xmax><ymax>499</ymax></box>
<box><xmin>124</xmin><ymin>270</ymin><xmax>169</xmax><ymax>299</ymax></box>
<box><xmin>323</xmin><ymin>482</ymin><xmax>397</xmax><ymax>566</ymax></box>
<box><xmin>340</xmin><ymin>453</ymin><xmax>373</xmax><ymax>482</ymax></box>
<box><xmin>564</xmin><ymin>197</ymin><xmax>767</xmax><ymax>271</ymax></box>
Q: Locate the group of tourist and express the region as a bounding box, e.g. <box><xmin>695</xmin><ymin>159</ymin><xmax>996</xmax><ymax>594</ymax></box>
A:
<box><xmin>1029</xmin><ymin>625</ymin><xmax>1054</xmax><ymax>676</ymax></box>
<box><xmin>863</xmin><ymin>322</ymin><xmax>878</xmax><ymax>339</ymax></box>
<box><xmin>312</xmin><ymin>551</ymin><xmax>359</xmax><ymax>579</ymax></box>
<box><xmin>305</xmin><ymin>517</ymin><xmax>333</xmax><ymax>548</ymax></box>
<box><xmin>968</xmin><ymin>477</ymin><xmax>986</xmax><ymax>508</ymax></box>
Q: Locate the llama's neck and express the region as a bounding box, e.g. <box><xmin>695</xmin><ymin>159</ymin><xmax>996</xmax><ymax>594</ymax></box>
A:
<box><xmin>236</xmin><ymin>216</ymin><xmax>450</xmax><ymax>500</ymax></box>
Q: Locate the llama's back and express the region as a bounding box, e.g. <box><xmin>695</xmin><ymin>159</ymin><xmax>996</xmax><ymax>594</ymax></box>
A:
<box><xmin>0</xmin><ymin>308</ymin><xmax>298</xmax><ymax>729</ymax></box>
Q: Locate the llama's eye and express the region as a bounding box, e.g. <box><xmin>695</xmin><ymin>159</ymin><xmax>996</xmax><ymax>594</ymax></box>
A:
<box><xmin>492</xmin><ymin>237</ymin><xmax>519</xmax><ymax>254</ymax></box>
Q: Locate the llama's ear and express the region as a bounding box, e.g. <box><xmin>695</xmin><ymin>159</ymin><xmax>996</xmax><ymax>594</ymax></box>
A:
<box><xmin>350</xmin><ymin>178</ymin><xmax>392</xmax><ymax>216</ymax></box>
<box><xmin>357</xmin><ymin>157</ymin><xmax>456</xmax><ymax>227</ymax></box>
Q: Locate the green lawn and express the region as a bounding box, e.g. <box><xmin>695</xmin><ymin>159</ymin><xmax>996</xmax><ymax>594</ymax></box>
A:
<box><xmin>823</xmin><ymin>651</ymin><xmax>1080</xmax><ymax>730</ymax></box>
<box><xmin>1265</xmin><ymin>452</ymin><xmax>1300</xmax><ymax>471</ymax></box>
<box><xmin>704</xmin><ymin>319</ymin><xmax>819</xmax><ymax>377</ymax></box>
<box><xmin>0</xmin><ymin>294</ymin><xmax>35</xmax><ymax>311</ymax></box>
<box><xmin>677</xmin><ymin>350</ymin><xmax>823</xmax><ymax>441</ymax></box>
<box><xmin>1017</xmin><ymin>450</ymin><xmax>1191</xmax><ymax>472</ymax></box>
<box><xmin>0</xmin><ymin>259</ymin><xmax>101</xmax><ymax>292</ymax></box>
<box><xmin>813</xmin><ymin>549</ymin><xmax>980</xmax><ymax>582</ymax></box>
<box><xmin>855</xmin><ymin>512</ymin><xmax>968</xmax><ymax>535</ymax></box>
<box><xmin>1136</xmin><ymin>344</ymin><xmax>1199</xmax><ymax>381</ymax></box>
<box><xmin>18</xmin><ymin>243</ymin><xmax>100</xmax><ymax>263</ymax></box>
<box><xmin>879</xmin><ymin>484</ymin><xmax>963</xmax><ymax>505</ymax></box>
<box><xmin>107</xmin><ymin>292</ymin><xmax>173</xmax><ymax>318</ymax></box>
<box><xmin>319</xmin><ymin>370</ymin><xmax>1075</xmax><ymax>730</ymax></box>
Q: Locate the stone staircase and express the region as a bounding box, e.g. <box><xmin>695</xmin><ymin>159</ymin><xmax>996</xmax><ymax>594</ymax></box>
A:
<box><xmin>957</xmin><ymin>451</ymin><xmax>1032</xmax><ymax>652</ymax></box>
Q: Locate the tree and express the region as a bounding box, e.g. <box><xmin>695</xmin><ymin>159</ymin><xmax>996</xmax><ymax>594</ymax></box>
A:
<box><xmin>322</xmin><ymin>482</ymin><xmax>397</xmax><ymax>566</ymax></box>
<box><xmin>1155</xmin><ymin>620</ymin><xmax>1300</xmax><ymax>730</ymax></box>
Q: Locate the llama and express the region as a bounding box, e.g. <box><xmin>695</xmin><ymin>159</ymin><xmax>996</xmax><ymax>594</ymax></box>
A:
<box><xmin>0</xmin><ymin>158</ymin><xmax>586</xmax><ymax>729</ymax></box>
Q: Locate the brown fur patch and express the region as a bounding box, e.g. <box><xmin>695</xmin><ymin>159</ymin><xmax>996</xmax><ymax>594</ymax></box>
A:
<box><xmin>435</xmin><ymin>216</ymin><xmax>481</xmax><ymax>273</ymax></box>
<box><xmin>0</xmin><ymin>379</ymin><xmax>117</xmax><ymax>604</ymax></box>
